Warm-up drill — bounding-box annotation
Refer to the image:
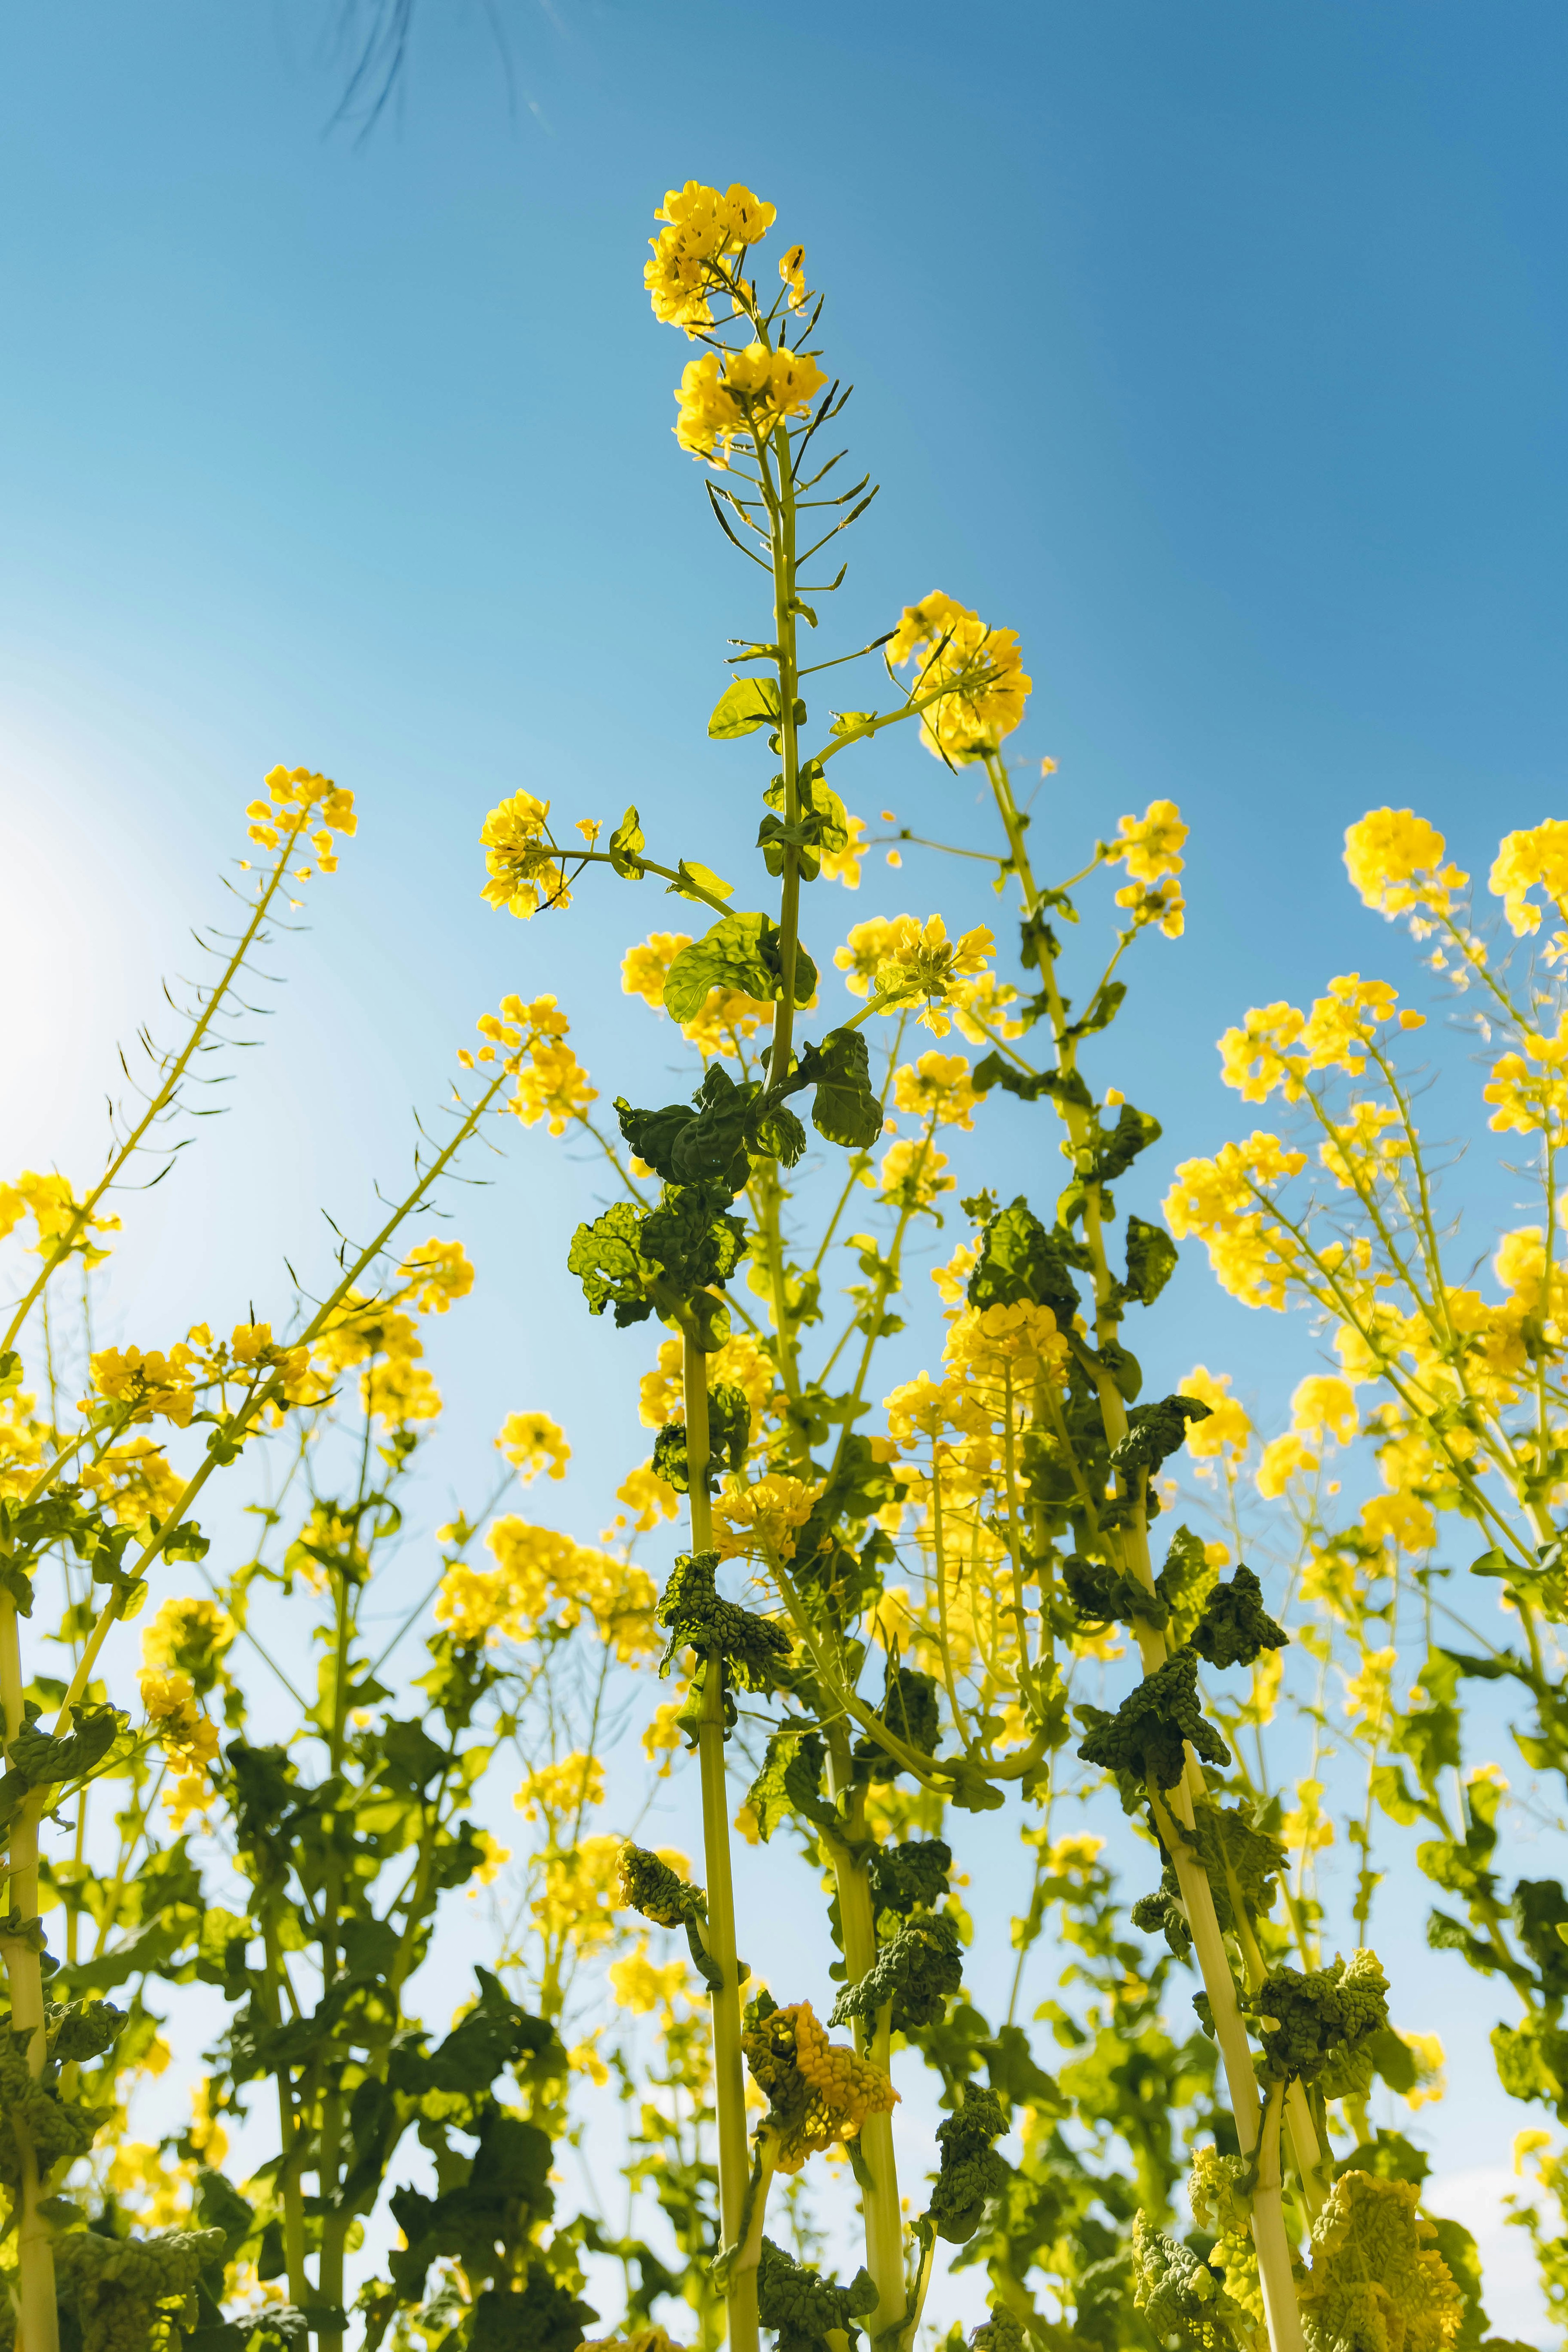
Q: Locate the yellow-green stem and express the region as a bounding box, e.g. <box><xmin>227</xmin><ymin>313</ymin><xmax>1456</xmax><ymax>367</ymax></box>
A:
<box><xmin>0</xmin><ymin>1592</ymin><xmax>58</xmax><ymax>2352</ymax></box>
<box><xmin>685</xmin><ymin>1337</ymin><xmax>758</xmax><ymax>2352</ymax></box>
<box><xmin>823</xmin><ymin>1740</ymin><xmax>904</xmax><ymax>2335</ymax></box>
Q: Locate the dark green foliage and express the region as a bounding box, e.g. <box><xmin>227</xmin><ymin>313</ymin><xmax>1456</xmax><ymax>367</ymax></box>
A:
<box><xmin>1192</xmin><ymin>1800</ymin><xmax>1287</xmax><ymax>1930</ymax></box>
<box><xmin>1130</xmin><ymin>1871</ymin><xmax>1192</xmax><ymax>1962</ymax></box>
<box><xmin>1108</xmin><ymin>1397</ymin><xmax>1212</xmax><ymax>1484</ymax></box>
<box><xmin>47</xmin><ymin>1998</ymin><xmax>125</xmax><ymax>2064</ymax></box>
<box><xmin>640</xmin><ymin>1182</ymin><xmax>748</xmax><ymax>1303</ymax></box>
<box><xmin>616</xmin><ymin>1065</ymin><xmax>806</xmax><ymax>1196</ymax></box>
<box><xmin>1094</xmin><ymin>1103</ymin><xmax>1162</xmax><ymax>1183</ymax></box>
<box><xmin>929</xmin><ymin>2087</ymin><xmax>1010</xmax><ymax>2242</ymax></box>
<box><xmin>468</xmin><ymin>2265</ymin><xmax>599</xmax><ymax>2352</ymax></box>
<box><xmin>618</xmin><ymin>1844</ymin><xmax>707</xmax><ymax>1931</ymax></box>
<box><xmin>853</xmin><ymin>1657</ymin><xmax>940</xmax><ymax>1779</ymax></box>
<box><xmin>567</xmin><ymin>1201</ymin><xmax>658</xmax><ymax>1327</ymax></box>
<box><xmin>755</xmin><ymin>2236</ymin><xmax>877</xmax><ymax>2352</ymax></box>
<box><xmin>1077</xmin><ymin>1649</ymin><xmax>1230</xmax><ymax>1794</ymax></box>
<box><xmin>1512</xmin><ymin>1878</ymin><xmax>1568</xmax><ymax>2002</ymax></box>
<box><xmin>568</xmin><ymin>1179</ymin><xmax>747</xmax><ymax>1342</ymax></box>
<box><xmin>744</xmin><ymin>1728</ymin><xmax>837</xmax><ymax>1844</ymax></box>
<box><xmin>1189</xmin><ymin>1566</ymin><xmax>1288</xmax><ymax>1672</ymax></box>
<box><xmin>655</xmin><ymin>1552</ymin><xmax>792</xmax><ymax>1690</ymax></box>
<box><xmin>53</xmin><ymin>2226</ymin><xmax>227</xmax><ymax>2352</ymax></box>
<box><xmin>1128</xmin><ymin>2214</ymin><xmax>1241</xmax><ymax>2351</ymax></box>
<box><xmin>865</xmin><ymin>1840</ymin><xmax>952</xmax><ymax>1917</ymax></box>
<box><xmin>1122</xmin><ymin>1216</ymin><xmax>1178</xmax><ymax>1307</ymax></box>
<box><xmin>652</xmin><ymin>1382</ymin><xmax>751</xmax><ymax>1495</ymax></box>
<box><xmin>969</xmin><ymin>2309</ymin><xmax>1025</xmax><ymax>2352</ymax></box>
<box><xmin>967</xmin><ymin>1196</ymin><xmax>1082</xmax><ymax>1331</ymax></box>
<box><xmin>1252</xmin><ymin>1951</ymin><xmax>1390</xmax><ymax>2089</ymax></box>
<box><xmin>830</xmin><ymin>1910</ymin><xmax>963</xmax><ymax>2034</ymax></box>
<box><xmin>1063</xmin><ymin>1555</ymin><xmax>1169</xmax><ymax>1632</ymax></box>
<box><xmin>1156</xmin><ymin>1526</ymin><xmax>1221</xmax><ymax>1649</ymax></box>
<box><xmin>662</xmin><ymin>911</ymin><xmax>819</xmax><ymax>1024</ymax></box>
<box><xmin>795</xmin><ymin>1028</ymin><xmax>883</xmax><ymax>1149</ymax></box>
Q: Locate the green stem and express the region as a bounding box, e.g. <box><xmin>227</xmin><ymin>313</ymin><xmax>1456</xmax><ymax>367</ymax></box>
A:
<box><xmin>822</xmin><ymin>1736</ymin><xmax>904</xmax><ymax>2336</ymax></box>
<box><xmin>0</xmin><ymin>1592</ymin><xmax>58</xmax><ymax>2352</ymax></box>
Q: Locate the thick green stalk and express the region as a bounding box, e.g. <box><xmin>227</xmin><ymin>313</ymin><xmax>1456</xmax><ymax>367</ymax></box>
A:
<box><xmin>0</xmin><ymin>1593</ymin><xmax>57</xmax><ymax>2352</ymax></box>
<box><xmin>684</xmin><ymin>1337</ymin><xmax>758</xmax><ymax>2352</ymax></box>
<box><xmin>822</xmin><ymin>1739</ymin><xmax>905</xmax><ymax>2336</ymax></box>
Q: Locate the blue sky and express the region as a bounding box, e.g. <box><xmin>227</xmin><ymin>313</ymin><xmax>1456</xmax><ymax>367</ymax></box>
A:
<box><xmin>3</xmin><ymin>1</ymin><xmax>1566</xmax><ymax>2331</ymax></box>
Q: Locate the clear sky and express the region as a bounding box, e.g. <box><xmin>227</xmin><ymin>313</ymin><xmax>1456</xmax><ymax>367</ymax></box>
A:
<box><xmin>3</xmin><ymin>2</ymin><xmax>1566</xmax><ymax>2332</ymax></box>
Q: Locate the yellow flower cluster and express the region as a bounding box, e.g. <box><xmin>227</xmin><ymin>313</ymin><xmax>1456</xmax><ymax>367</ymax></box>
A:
<box><xmin>467</xmin><ymin>1827</ymin><xmax>511</xmax><ymax>1891</ymax></box>
<box><xmin>79</xmin><ymin>1439</ymin><xmax>185</xmax><ymax>1530</ymax></box>
<box><xmin>741</xmin><ymin>1999</ymin><xmax>899</xmax><ymax>2173</ymax></box>
<box><xmin>398</xmin><ymin>1237</ymin><xmax>475</xmax><ymax>1314</ymax></box>
<box><xmin>613</xmin><ymin>1460</ymin><xmax>683</xmax><ymax>1535</ymax></box>
<box><xmin>497</xmin><ymin>1409</ymin><xmax>571</xmax><ymax>1484</ymax></box>
<box><xmin>140</xmin><ymin>1595</ymin><xmax>235</xmax><ymax>1694</ymax></box>
<box><xmin>637</xmin><ymin>1332</ymin><xmax>775</xmax><ymax>1430</ymax></box>
<box><xmin>85</xmin><ymin>1343</ymin><xmax>198</xmax><ymax>1429</ymax></box>
<box><xmin>1218</xmin><ymin>975</ymin><xmax>1422</xmax><ymax>1104</ymax></box>
<box><xmin>609</xmin><ymin>1942</ymin><xmax>693</xmax><ymax>2016</ymax></box>
<box><xmin>818</xmin><ymin>813</ymin><xmax>866</xmax><ymax>889</ymax></box>
<box><xmin>944</xmin><ymin>1300</ymin><xmax>1068</xmax><ymax>1396</ymax></box>
<box><xmin>1163</xmin><ymin>1136</ymin><xmax>1309</xmax><ymax>1311</ymax></box>
<box><xmin>1485</xmin><ymin>1018</ymin><xmax>1568</xmax><ymax>1140</ymax></box>
<box><xmin>712</xmin><ymin>1473</ymin><xmax>817</xmax><ymax>1564</ymax></box>
<box><xmin>1343</xmin><ymin>807</ymin><xmax>1468</xmax><ymax>927</ymax></box>
<box><xmin>1490</xmin><ymin>820</ymin><xmax>1568</xmax><ymax>937</ymax></box>
<box><xmin>1177</xmin><ymin>1367</ymin><xmax>1252</xmax><ymax>1471</ymax></box>
<box><xmin>644</xmin><ymin>180</ymin><xmax>777</xmax><ymax>335</ymax></box>
<box><xmin>438</xmin><ymin>1518</ymin><xmax>658</xmax><ymax>1662</ymax></box>
<box><xmin>834</xmin><ymin>914</ymin><xmax>996</xmax><ymax>1039</ymax></box>
<box><xmin>1104</xmin><ymin>800</ymin><xmax>1188</xmax><ymax>938</ymax></box>
<box><xmin>888</xmin><ymin>592</ymin><xmax>1031</xmax><ymax>764</ymax></box>
<box><xmin>1255</xmin><ymin>1373</ymin><xmax>1361</xmax><ymax>1500</ymax></box>
<box><xmin>531</xmin><ymin>1831</ymin><xmax>624</xmax><ymax>1962</ymax></box>
<box><xmin>623</xmin><ymin>933</ymin><xmax>689</xmax><ymax>1009</ymax></box>
<box><xmin>893</xmin><ymin>1053</ymin><xmax>980</xmax><ymax>1131</ymax></box>
<box><xmin>512</xmin><ymin>1036</ymin><xmax>598</xmax><ymax>1136</ymax></box>
<box><xmin>480</xmin><ymin>793</ymin><xmax>570</xmax><ymax>919</ymax></box>
<box><xmin>875</xmin><ymin>1137</ymin><xmax>953</xmax><ymax>1209</ymax></box>
<box><xmin>674</xmin><ymin>344</ymin><xmax>829</xmax><ymax>464</ymax></box>
<box><xmin>362</xmin><ymin>1356</ymin><xmax>442</xmax><ymax>1427</ymax></box>
<box><xmin>883</xmin><ymin>1371</ymin><xmax>989</xmax><ymax>1449</ymax></box>
<box><xmin>0</xmin><ymin>1171</ymin><xmax>120</xmax><ymax>1267</ymax></box>
<box><xmin>243</xmin><ymin>765</ymin><xmax>356</xmax><ymax>881</ymax></box>
<box><xmin>0</xmin><ymin>1388</ymin><xmax>47</xmax><ymax>1503</ymax></box>
<box><xmin>515</xmin><ymin>1750</ymin><xmax>605</xmax><ymax>1823</ymax></box>
<box><xmin>140</xmin><ymin>1663</ymin><xmax>220</xmax><ymax>1825</ymax></box>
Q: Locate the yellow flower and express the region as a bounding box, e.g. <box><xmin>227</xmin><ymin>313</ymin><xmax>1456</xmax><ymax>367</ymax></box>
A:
<box><xmin>361</xmin><ymin>1356</ymin><xmax>441</xmax><ymax>1427</ymax></box>
<box><xmin>623</xmin><ymin>932</ymin><xmax>691</xmax><ymax>1009</ymax></box>
<box><xmin>1360</xmin><ymin>1491</ymin><xmax>1436</xmax><ymax>1555</ymax></box>
<box><xmin>140</xmin><ymin>1595</ymin><xmax>234</xmax><ymax>1694</ymax></box>
<box><xmin>610</xmin><ymin>1942</ymin><xmax>693</xmax><ymax>2016</ymax></box>
<box><xmin>79</xmin><ymin>1439</ymin><xmax>185</xmax><ymax>1530</ymax></box>
<box><xmin>893</xmin><ymin>1053</ymin><xmax>979</xmax><ymax>1131</ymax></box>
<box><xmin>515</xmin><ymin>1751</ymin><xmax>606</xmax><ymax>1823</ymax></box>
<box><xmin>480</xmin><ymin>792</ymin><xmax>569</xmax><ymax>919</ymax></box>
<box><xmin>468</xmin><ymin>1829</ymin><xmax>510</xmax><ymax>1889</ymax></box>
<box><xmin>944</xmin><ymin>1301</ymin><xmax>1067</xmax><ymax>1393</ymax></box>
<box><xmin>682</xmin><ymin>986</ymin><xmax>778</xmax><ymax>1058</ymax></box>
<box><xmin>1291</xmin><ymin>1375</ymin><xmax>1359</xmax><ymax>1449</ymax></box>
<box><xmin>510</xmin><ymin>1039</ymin><xmax>598</xmax><ymax>1136</ymax></box>
<box><xmin>946</xmin><ymin>967</ymin><xmax>1026</xmax><ymax>1044</ymax></box>
<box><xmin>888</xmin><ymin>591</ymin><xmax>1031</xmax><ymax>763</ymax></box>
<box><xmin>673</xmin><ymin>344</ymin><xmax>829</xmax><ymax>465</ymax></box>
<box><xmin>1281</xmin><ymin>1776</ymin><xmax>1334</xmax><ymax>1858</ymax></box>
<box><xmin>568</xmin><ymin>2035</ymin><xmax>611</xmax><ymax>2086</ymax></box>
<box><xmin>399</xmin><ymin>1237</ymin><xmax>475</xmax><ymax>1314</ymax></box>
<box><xmin>1177</xmin><ymin>1366</ymin><xmax>1253</xmax><ymax>1466</ymax></box>
<box><xmin>1218</xmin><ymin>1001</ymin><xmax>1307</xmax><ymax>1103</ymax></box>
<box><xmin>713</xmin><ymin>1474</ymin><xmax>817</xmax><ymax>1565</ymax></box>
<box><xmin>930</xmin><ymin>1239</ymin><xmax>978</xmax><ymax>1307</ymax></box>
<box><xmin>818</xmin><ymin>813</ymin><xmax>866</xmax><ymax>888</ymax></box>
<box><xmin>638</xmin><ymin>1332</ymin><xmax>775</xmax><ymax>1430</ymax></box>
<box><xmin>1343</xmin><ymin>1646</ymin><xmax>1396</xmax><ymax>1728</ymax></box>
<box><xmin>616</xmin><ymin>1461</ymin><xmax>682</xmax><ymax>1533</ymax></box>
<box><xmin>0</xmin><ymin>1172</ymin><xmax>120</xmax><ymax>1268</ymax></box>
<box><xmin>1485</xmin><ymin>1020</ymin><xmax>1568</xmax><ymax>1138</ymax></box>
<box><xmin>1163</xmin><ymin>1136</ymin><xmax>1309</xmax><ymax>1312</ymax></box>
<box><xmin>1104</xmin><ymin>799</ymin><xmax>1188</xmax><ymax>885</ymax></box>
<box><xmin>0</xmin><ymin>1388</ymin><xmax>48</xmax><ymax>1504</ymax></box>
<box><xmin>1489</xmin><ymin>820</ymin><xmax>1568</xmax><ymax>936</ymax></box>
<box><xmin>1255</xmin><ymin>1433</ymin><xmax>1315</xmax><ymax>1499</ymax></box>
<box><xmin>875</xmin><ymin>1138</ymin><xmax>953</xmax><ymax>1209</ymax></box>
<box><xmin>1114</xmin><ymin>876</ymin><xmax>1185</xmax><ymax>938</ymax></box>
<box><xmin>140</xmin><ymin>1667</ymin><xmax>219</xmax><ymax>1779</ymax></box>
<box><xmin>1343</xmin><ymin>807</ymin><xmax>1467</xmax><ymax>924</ymax></box>
<box><xmin>644</xmin><ymin>180</ymin><xmax>777</xmax><ymax>335</ymax></box>
<box><xmin>85</xmin><ymin>1343</ymin><xmax>198</xmax><ymax>1429</ymax></box>
<box><xmin>497</xmin><ymin>1410</ymin><xmax>571</xmax><ymax>1484</ymax></box>
<box><xmin>779</xmin><ymin>243</ymin><xmax>807</xmax><ymax>308</ymax></box>
<box><xmin>883</xmin><ymin>1372</ymin><xmax>988</xmax><ymax>1448</ymax></box>
<box><xmin>245</xmin><ymin>767</ymin><xmax>356</xmax><ymax>873</ymax></box>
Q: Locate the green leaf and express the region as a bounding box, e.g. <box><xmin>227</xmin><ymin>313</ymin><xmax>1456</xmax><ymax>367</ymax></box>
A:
<box><xmin>567</xmin><ymin>1202</ymin><xmax>655</xmax><ymax>1327</ymax></box>
<box><xmin>663</xmin><ymin>911</ymin><xmax>817</xmax><ymax>1023</ymax></box>
<box><xmin>967</xmin><ymin>1196</ymin><xmax>1083</xmax><ymax>1330</ymax></box>
<box><xmin>608</xmin><ymin>806</ymin><xmax>646</xmax><ymax>879</ymax></box>
<box><xmin>1093</xmin><ymin>1102</ymin><xmax>1163</xmax><ymax>1181</ymax></box>
<box><xmin>668</xmin><ymin>859</ymin><xmax>734</xmax><ymax>904</ymax></box>
<box><xmin>829</xmin><ymin>710</ymin><xmax>878</xmax><ymax>737</ymax></box>
<box><xmin>1065</xmin><ymin>980</ymin><xmax>1126</xmax><ymax>1040</ymax></box>
<box><xmin>708</xmin><ymin>677</ymin><xmax>781</xmax><ymax>738</ymax></box>
<box><xmin>797</xmin><ymin>1027</ymin><xmax>882</xmax><ymax>1149</ymax></box>
<box><xmin>1122</xmin><ymin>1215</ymin><xmax>1178</xmax><ymax>1306</ymax></box>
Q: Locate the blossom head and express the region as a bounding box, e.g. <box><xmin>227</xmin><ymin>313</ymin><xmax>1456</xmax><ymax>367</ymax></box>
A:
<box><xmin>480</xmin><ymin>793</ymin><xmax>569</xmax><ymax>919</ymax></box>
<box><xmin>497</xmin><ymin>1410</ymin><xmax>571</xmax><ymax>1485</ymax></box>
<box><xmin>1343</xmin><ymin>808</ymin><xmax>1467</xmax><ymax>927</ymax></box>
<box><xmin>889</xmin><ymin>592</ymin><xmax>1030</xmax><ymax>764</ymax></box>
<box><xmin>673</xmin><ymin>344</ymin><xmax>828</xmax><ymax>466</ymax></box>
<box><xmin>1490</xmin><ymin>820</ymin><xmax>1568</xmax><ymax>938</ymax></box>
<box><xmin>245</xmin><ymin>766</ymin><xmax>356</xmax><ymax>882</ymax></box>
<box><xmin>645</xmin><ymin>181</ymin><xmax>777</xmax><ymax>335</ymax></box>
<box><xmin>871</xmin><ymin>914</ymin><xmax>995</xmax><ymax>1036</ymax></box>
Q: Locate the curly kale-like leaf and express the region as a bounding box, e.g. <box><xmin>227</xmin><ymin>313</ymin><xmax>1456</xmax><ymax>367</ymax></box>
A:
<box><xmin>567</xmin><ymin>1201</ymin><xmax>657</xmax><ymax>1328</ymax></box>
<box><xmin>1513</xmin><ymin>1878</ymin><xmax>1568</xmax><ymax>2002</ymax></box>
<box><xmin>1076</xmin><ymin>1647</ymin><xmax>1230</xmax><ymax>1794</ymax></box>
<box><xmin>617</xmin><ymin>1066</ymin><xmax>806</xmax><ymax>1195</ymax></box>
<box><xmin>47</xmin><ymin>1996</ymin><xmax>125</xmax><ymax>2063</ymax></box>
<box><xmin>663</xmin><ymin>911</ymin><xmax>819</xmax><ymax>1025</ymax></box>
<box><xmin>755</xmin><ymin>2236</ymin><xmax>877</xmax><ymax>2352</ymax></box>
<box><xmin>1189</xmin><ymin>1565</ymin><xmax>1289</xmax><ymax>1671</ymax></box>
<box><xmin>929</xmin><ymin>2086</ymin><xmax>1009</xmax><ymax>2243</ymax></box>
<box><xmin>1131</xmin><ymin>1868</ymin><xmax>1193</xmax><ymax>1961</ymax></box>
<box><xmin>1122</xmin><ymin>1215</ymin><xmax>1179</xmax><ymax>1306</ymax></box>
<box><xmin>1109</xmin><ymin>1396</ymin><xmax>1213</xmax><ymax>1483</ymax></box>
<box><xmin>9</xmin><ymin>1699</ymin><xmax>124</xmax><ymax>1793</ymax></box>
<box><xmin>640</xmin><ymin>1181</ymin><xmax>748</xmax><ymax>1298</ymax></box>
<box><xmin>1094</xmin><ymin>1102</ymin><xmax>1163</xmax><ymax>1182</ymax></box>
<box><xmin>1130</xmin><ymin>2212</ymin><xmax>1250</xmax><ymax>2351</ymax></box>
<box><xmin>967</xmin><ymin>1196</ymin><xmax>1082</xmax><ymax>1331</ymax></box>
<box><xmin>829</xmin><ymin>1909</ymin><xmax>962</xmax><ymax>2034</ymax></box>
<box><xmin>795</xmin><ymin>1027</ymin><xmax>883</xmax><ymax>1150</ymax></box>
<box><xmin>1298</xmin><ymin>2171</ymin><xmax>1463</xmax><ymax>2352</ymax></box>
<box><xmin>1253</xmin><ymin>1950</ymin><xmax>1390</xmax><ymax>2089</ymax></box>
<box><xmin>617</xmin><ymin>1844</ymin><xmax>707</xmax><ymax>1931</ymax></box>
<box><xmin>865</xmin><ymin>1839</ymin><xmax>952</xmax><ymax>1918</ymax></box>
<box><xmin>0</xmin><ymin>2027</ymin><xmax>93</xmax><ymax>2198</ymax></box>
<box><xmin>1192</xmin><ymin>1797</ymin><xmax>1287</xmax><ymax>1930</ymax></box>
<box><xmin>969</xmin><ymin>2310</ymin><xmax>1026</xmax><ymax>2352</ymax></box>
<box><xmin>651</xmin><ymin>1383</ymin><xmax>751</xmax><ymax>1496</ymax></box>
<box><xmin>1062</xmin><ymin>1554</ymin><xmax>1170</xmax><ymax>1632</ymax></box>
<box><xmin>53</xmin><ymin>2225</ymin><xmax>227</xmax><ymax>2352</ymax></box>
<box><xmin>655</xmin><ymin>1552</ymin><xmax>791</xmax><ymax>1691</ymax></box>
<box><xmin>1156</xmin><ymin>1523</ymin><xmax>1221</xmax><ymax>1648</ymax></box>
